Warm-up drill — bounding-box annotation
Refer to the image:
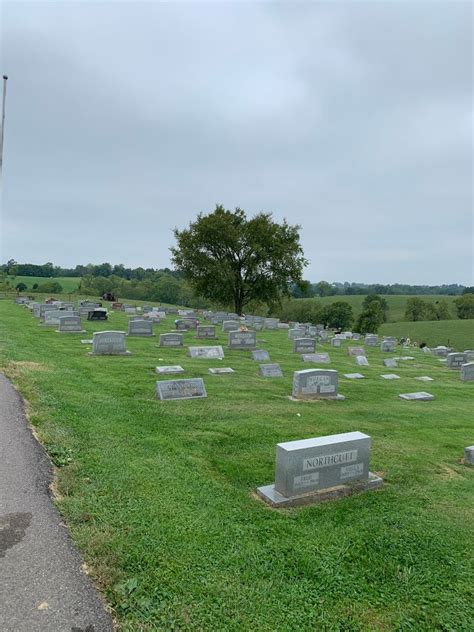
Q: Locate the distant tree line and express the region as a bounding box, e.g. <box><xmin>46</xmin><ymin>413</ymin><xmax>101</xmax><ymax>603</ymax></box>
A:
<box><xmin>404</xmin><ymin>295</ymin><xmax>474</xmax><ymax>321</ymax></box>
<box><xmin>291</xmin><ymin>280</ymin><xmax>467</xmax><ymax>297</ymax></box>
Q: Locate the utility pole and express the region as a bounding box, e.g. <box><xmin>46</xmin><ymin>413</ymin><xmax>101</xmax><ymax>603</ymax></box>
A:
<box><xmin>0</xmin><ymin>75</ymin><xmax>8</xmax><ymax>181</ymax></box>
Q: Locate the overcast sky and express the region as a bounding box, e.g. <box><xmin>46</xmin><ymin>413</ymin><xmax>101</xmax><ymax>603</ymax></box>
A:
<box><xmin>1</xmin><ymin>1</ymin><xmax>472</xmax><ymax>284</ymax></box>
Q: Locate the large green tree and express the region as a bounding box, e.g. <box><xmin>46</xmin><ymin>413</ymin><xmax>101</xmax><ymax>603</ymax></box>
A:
<box><xmin>171</xmin><ymin>205</ymin><xmax>307</xmax><ymax>314</ymax></box>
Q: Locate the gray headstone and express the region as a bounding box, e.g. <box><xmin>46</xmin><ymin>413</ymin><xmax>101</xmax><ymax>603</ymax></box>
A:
<box><xmin>460</xmin><ymin>362</ymin><xmax>474</xmax><ymax>382</ymax></box>
<box><xmin>264</xmin><ymin>318</ymin><xmax>279</xmax><ymax>330</ymax></box>
<box><xmin>292</xmin><ymin>369</ymin><xmax>343</xmax><ymax>400</ymax></box>
<box><xmin>208</xmin><ymin>367</ymin><xmax>235</xmax><ymax>374</ymax></box>
<box><xmin>364</xmin><ymin>335</ymin><xmax>378</xmax><ymax>346</ymax></box>
<box><xmin>302</xmin><ymin>353</ymin><xmax>330</xmax><ymax>364</ymax></box>
<box><xmin>331</xmin><ymin>338</ymin><xmax>342</xmax><ymax>348</ymax></box>
<box><xmin>57</xmin><ymin>315</ymin><xmax>85</xmax><ymax>333</ymax></box>
<box><xmin>92</xmin><ymin>331</ymin><xmax>130</xmax><ymax>355</ymax></box>
<box><xmin>415</xmin><ymin>376</ymin><xmax>434</xmax><ymax>382</ymax></box>
<box><xmin>464</xmin><ymin>446</ymin><xmax>474</xmax><ymax>465</ymax></box>
<box><xmin>259</xmin><ymin>363</ymin><xmax>283</xmax><ymax>377</ymax></box>
<box><xmin>188</xmin><ymin>345</ymin><xmax>224</xmax><ymax>359</ymax></box>
<box><xmin>356</xmin><ymin>356</ymin><xmax>369</xmax><ymax>366</ymax></box>
<box><xmin>288</xmin><ymin>328</ymin><xmax>303</xmax><ymax>340</ymax></box>
<box><xmin>196</xmin><ymin>326</ymin><xmax>217</xmax><ymax>339</ymax></box>
<box><xmin>344</xmin><ymin>373</ymin><xmax>365</xmax><ymax>379</ymax></box>
<box><xmin>156</xmin><ymin>366</ymin><xmax>185</xmax><ymax>375</ymax></box>
<box><xmin>128</xmin><ymin>319</ymin><xmax>154</xmax><ymax>336</ymax></box>
<box><xmin>222</xmin><ymin>320</ymin><xmax>240</xmax><ymax>332</ymax></box>
<box><xmin>348</xmin><ymin>347</ymin><xmax>365</xmax><ymax>357</ymax></box>
<box><xmin>156</xmin><ymin>378</ymin><xmax>207</xmax><ymax>400</ymax></box>
<box><xmin>293</xmin><ymin>338</ymin><xmax>316</xmax><ymax>354</ymax></box>
<box><xmin>432</xmin><ymin>346</ymin><xmax>448</xmax><ymax>357</ymax></box>
<box><xmin>399</xmin><ymin>392</ymin><xmax>434</xmax><ymax>401</ymax></box>
<box><xmin>446</xmin><ymin>352</ymin><xmax>467</xmax><ymax>369</ymax></box>
<box><xmin>176</xmin><ymin>318</ymin><xmax>198</xmax><ymax>330</ymax></box>
<box><xmin>380</xmin><ymin>340</ymin><xmax>396</xmax><ymax>352</ymax></box>
<box><xmin>464</xmin><ymin>350</ymin><xmax>474</xmax><ymax>362</ymax></box>
<box><xmin>383</xmin><ymin>358</ymin><xmax>398</xmax><ymax>368</ymax></box>
<box><xmin>228</xmin><ymin>330</ymin><xmax>257</xmax><ymax>350</ymax></box>
<box><xmin>252</xmin><ymin>349</ymin><xmax>270</xmax><ymax>362</ymax></box>
<box><xmin>381</xmin><ymin>374</ymin><xmax>400</xmax><ymax>379</ymax></box>
<box><xmin>159</xmin><ymin>333</ymin><xmax>184</xmax><ymax>347</ymax></box>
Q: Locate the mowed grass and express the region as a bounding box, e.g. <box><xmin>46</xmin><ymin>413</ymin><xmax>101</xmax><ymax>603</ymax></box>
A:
<box><xmin>8</xmin><ymin>275</ymin><xmax>81</xmax><ymax>292</ymax></box>
<box><xmin>299</xmin><ymin>295</ymin><xmax>460</xmax><ymax>322</ymax></box>
<box><xmin>1</xmin><ymin>300</ymin><xmax>473</xmax><ymax>631</ymax></box>
<box><xmin>380</xmin><ymin>320</ymin><xmax>474</xmax><ymax>351</ymax></box>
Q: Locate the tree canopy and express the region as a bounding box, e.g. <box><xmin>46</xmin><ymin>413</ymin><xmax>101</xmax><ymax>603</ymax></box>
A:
<box><xmin>171</xmin><ymin>205</ymin><xmax>308</xmax><ymax>314</ymax></box>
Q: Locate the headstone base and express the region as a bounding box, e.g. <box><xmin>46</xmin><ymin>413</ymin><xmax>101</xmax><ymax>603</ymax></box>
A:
<box><xmin>288</xmin><ymin>394</ymin><xmax>345</xmax><ymax>402</ymax></box>
<box><xmin>257</xmin><ymin>472</ymin><xmax>383</xmax><ymax>508</ymax></box>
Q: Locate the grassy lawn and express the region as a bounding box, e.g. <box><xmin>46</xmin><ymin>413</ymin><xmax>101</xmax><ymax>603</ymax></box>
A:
<box><xmin>8</xmin><ymin>275</ymin><xmax>81</xmax><ymax>292</ymax></box>
<box><xmin>298</xmin><ymin>295</ymin><xmax>460</xmax><ymax>322</ymax></box>
<box><xmin>380</xmin><ymin>320</ymin><xmax>474</xmax><ymax>351</ymax></box>
<box><xmin>1</xmin><ymin>300</ymin><xmax>473</xmax><ymax>630</ymax></box>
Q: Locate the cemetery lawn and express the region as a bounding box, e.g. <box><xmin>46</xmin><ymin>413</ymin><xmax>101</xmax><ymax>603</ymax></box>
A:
<box><xmin>379</xmin><ymin>319</ymin><xmax>474</xmax><ymax>351</ymax></box>
<box><xmin>9</xmin><ymin>275</ymin><xmax>81</xmax><ymax>292</ymax></box>
<box><xmin>1</xmin><ymin>300</ymin><xmax>473</xmax><ymax>631</ymax></box>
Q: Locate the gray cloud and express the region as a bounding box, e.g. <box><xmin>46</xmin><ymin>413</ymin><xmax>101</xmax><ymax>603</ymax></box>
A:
<box><xmin>1</xmin><ymin>1</ymin><xmax>472</xmax><ymax>283</ymax></box>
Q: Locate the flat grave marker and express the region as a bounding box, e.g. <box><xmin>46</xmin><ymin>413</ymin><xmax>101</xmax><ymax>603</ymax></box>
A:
<box><xmin>188</xmin><ymin>346</ymin><xmax>224</xmax><ymax>359</ymax></box>
<box><xmin>356</xmin><ymin>356</ymin><xmax>369</xmax><ymax>366</ymax></box>
<box><xmin>156</xmin><ymin>366</ymin><xmax>185</xmax><ymax>375</ymax></box>
<box><xmin>259</xmin><ymin>363</ymin><xmax>283</xmax><ymax>378</ymax></box>
<box><xmin>399</xmin><ymin>392</ymin><xmax>434</xmax><ymax>401</ymax></box>
<box><xmin>208</xmin><ymin>367</ymin><xmax>235</xmax><ymax>374</ymax></box>
<box><xmin>302</xmin><ymin>353</ymin><xmax>330</xmax><ymax>364</ymax></box>
<box><xmin>344</xmin><ymin>373</ymin><xmax>365</xmax><ymax>379</ymax></box>
<box><xmin>415</xmin><ymin>376</ymin><xmax>434</xmax><ymax>382</ymax></box>
<box><xmin>348</xmin><ymin>347</ymin><xmax>365</xmax><ymax>357</ymax></box>
<box><xmin>381</xmin><ymin>374</ymin><xmax>400</xmax><ymax>379</ymax></box>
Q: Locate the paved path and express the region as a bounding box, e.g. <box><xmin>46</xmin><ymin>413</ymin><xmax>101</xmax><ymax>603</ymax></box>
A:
<box><xmin>0</xmin><ymin>373</ymin><xmax>113</xmax><ymax>632</ymax></box>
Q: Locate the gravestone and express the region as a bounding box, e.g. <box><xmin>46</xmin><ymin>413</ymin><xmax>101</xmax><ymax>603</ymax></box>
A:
<box><xmin>356</xmin><ymin>356</ymin><xmax>369</xmax><ymax>366</ymax></box>
<box><xmin>288</xmin><ymin>328</ymin><xmax>303</xmax><ymax>340</ymax></box>
<box><xmin>208</xmin><ymin>367</ymin><xmax>235</xmax><ymax>374</ymax></box>
<box><xmin>344</xmin><ymin>373</ymin><xmax>365</xmax><ymax>379</ymax></box>
<box><xmin>422</xmin><ymin>346</ymin><xmax>431</xmax><ymax>354</ymax></box>
<box><xmin>159</xmin><ymin>333</ymin><xmax>184</xmax><ymax>347</ymax></box>
<box><xmin>111</xmin><ymin>302</ymin><xmax>123</xmax><ymax>310</ymax></box>
<box><xmin>278</xmin><ymin>323</ymin><xmax>290</xmax><ymax>329</ymax></box>
<box><xmin>91</xmin><ymin>331</ymin><xmax>130</xmax><ymax>355</ymax></box>
<box><xmin>432</xmin><ymin>346</ymin><xmax>448</xmax><ymax>357</ymax></box>
<box><xmin>291</xmin><ymin>369</ymin><xmax>344</xmax><ymax>400</ymax></box>
<box><xmin>228</xmin><ymin>331</ymin><xmax>257</xmax><ymax>350</ymax></box>
<box><xmin>196</xmin><ymin>326</ymin><xmax>217</xmax><ymax>339</ymax></box>
<box><xmin>128</xmin><ymin>319</ymin><xmax>154</xmax><ymax>336</ymax></box>
<box><xmin>264</xmin><ymin>318</ymin><xmax>279</xmax><ymax>330</ymax></box>
<box><xmin>44</xmin><ymin>310</ymin><xmax>71</xmax><ymax>327</ymax></box>
<box><xmin>460</xmin><ymin>363</ymin><xmax>474</xmax><ymax>382</ymax></box>
<box><xmin>257</xmin><ymin>431</ymin><xmax>382</xmax><ymax>508</ymax></box>
<box><xmin>415</xmin><ymin>376</ymin><xmax>434</xmax><ymax>382</ymax></box>
<box><xmin>348</xmin><ymin>347</ymin><xmax>365</xmax><ymax>357</ymax></box>
<box><xmin>464</xmin><ymin>446</ymin><xmax>474</xmax><ymax>466</ymax></box>
<box><xmin>331</xmin><ymin>338</ymin><xmax>342</xmax><ymax>348</ymax></box>
<box><xmin>318</xmin><ymin>331</ymin><xmax>329</xmax><ymax>342</ymax></box>
<box><xmin>259</xmin><ymin>363</ymin><xmax>283</xmax><ymax>378</ymax></box>
<box><xmin>87</xmin><ymin>309</ymin><xmax>108</xmax><ymax>321</ymax></box>
<box><xmin>293</xmin><ymin>338</ymin><xmax>316</xmax><ymax>354</ymax></box>
<box><xmin>156</xmin><ymin>366</ymin><xmax>185</xmax><ymax>375</ymax></box>
<box><xmin>352</xmin><ymin>333</ymin><xmax>361</xmax><ymax>341</ymax></box>
<box><xmin>381</xmin><ymin>374</ymin><xmax>400</xmax><ymax>379</ymax></box>
<box><xmin>188</xmin><ymin>345</ymin><xmax>224</xmax><ymax>359</ymax></box>
<box><xmin>364</xmin><ymin>335</ymin><xmax>378</xmax><ymax>346</ymax></box>
<box><xmin>446</xmin><ymin>352</ymin><xmax>467</xmax><ymax>369</ymax></box>
<box><xmin>399</xmin><ymin>392</ymin><xmax>434</xmax><ymax>401</ymax></box>
<box><xmin>56</xmin><ymin>315</ymin><xmax>85</xmax><ymax>333</ymax></box>
<box><xmin>302</xmin><ymin>353</ymin><xmax>330</xmax><ymax>364</ymax></box>
<box><xmin>156</xmin><ymin>378</ymin><xmax>207</xmax><ymax>401</ymax></box>
<box><xmin>124</xmin><ymin>307</ymin><xmax>136</xmax><ymax>314</ymax></box>
<box><xmin>222</xmin><ymin>320</ymin><xmax>240</xmax><ymax>332</ymax></box>
<box><xmin>383</xmin><ymin>358</ymin><xmax>398</xmax><ymax>368</ymax></box>
<box><xmin>380</xmin><ymin>340</ymin><xmax>396</xmax><ymax>352</ymax></box>
<box><xmin>464</xmin><ymin>350</ymin><xmax>474</xmax><ymax>362</ymax></box>
<box><xmin>175</xmin><ymin>318</ymin><xmax>198</xmax><ymax>330</ymax></box>
<box><xmin>252</xmin><ymin>349</ymin><xmax>270</xmax><ymax>362</ymax></box>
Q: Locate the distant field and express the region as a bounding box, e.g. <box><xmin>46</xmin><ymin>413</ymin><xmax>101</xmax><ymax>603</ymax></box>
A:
<box><xmin>8</xmin><ymin>276</ymin><xmax>81</xmax><ymax>293</ymax></box>
<box><xmin>379</xmin><ymin>319</ymin><xmax>474</xmax><ymax>350</ymax></box>
<box><xmin>299</xmin><ymin>294</ymin><xmax>460</xmax><ymax>322</ymax></box>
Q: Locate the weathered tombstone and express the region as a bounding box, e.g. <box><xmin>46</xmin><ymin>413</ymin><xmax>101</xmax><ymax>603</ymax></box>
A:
<box><xmin>464</xmin><ymin>446</ymin><xmax>474</xmax><ymax>466</ymax></box>
<box><xmin>222</xmin><ymin>320</ymin><xmax>240</xmax><ymax>332</ymax></box>
<box><xmin>252</xmin><ymin>349</ymin><xmax>270</xmax><ymax>362</ymax></box>
<box><xmin>124</xmin><ymin>307</ymin><xmax>136</xmax><ymax>314</ymax></box>
<box><xmin>352</xmin><ymin>333</ymin><xmax>361</xmax><ymax>341</ymax></box>
<box><xmin>380</xmin><ymin>340</ymin><xmax>396</xmax><ymax>352</ymax></box>
<box><xmin>259</xmin><ymin>363</ymin><xmax>283</xmax><ymax>378</ymax></box>
<box><xmin>87</xmin><ymin>309</ymin><xmax>108</xmax><ymax>321</ymax></box>
<box><xmin>257</xmin><ymin>431</ymin><xmax>382</xmax><ymax>508</ymax></box>
<box><xmin>111</xmin><ymin>302</ymin><xmax>123</xmax><ymax>310</ymax></box>
<box><xmin>56</xmin><ymin>315</ymin><xmax>85</xmax><ymax>333</ymax></box>
<box><xmin>364</xmin><ymin>334</ymin><xmax>378</xmax><ymax>347</ymax></box>
<box><xmin>128</xmin><ymin>319</ymin><xmax>154</xmax><ymax>336</ymax></box>
<box><xmin>399</xmin><ymin>392</ymin><xmax>434</xmax><ymax>401</ymax></box>
<box><xmin>460</xmin><ymin>362</ymin><xmax>474</xmax><ymax>382</ymax></box>
<box><xmin>176</xmin><ymin>318</ymin><xmax>198</xmax><ymax>330</ymax></box>
<box><xmin>288</xmin><ymin>328</ymin><xmax>303</xmax><ymax>340</ymax></box>
<box><xmin>422</xmin><ymin>346</ymin><xmax>431</xmax><ymax>354</ymax></box>
<box><xmin>302</xmin><ymin>353</ymin><xmax>330</xmax><ymax>364</ymax></box>
<box><xmin>188</xmin><ymin>345</ymin><xmax>224</xmax><ymax>359</ymax></box>
<box><xmin>91</xmin><ymin>331</ymin><xmax>130</xmax><ymax>355</ymax></box>
<box><xmin>196</xmin><ymin>325</ymin><xmax>217</xmax><ymax>339</ymax></box>
<box><xmin>156</xmin><ymin>366</ymin><xmax>185</xmax><ymax>375</ymax></box>
<box><xmin>228</xmin><ymin>330</ymin><xmax>257</xmax><ymax>350</ymax></box>
<box><xmin>432</xmin><ymin>346</ymin><xmax>448</xmax><ymax>357</ymax></box>
<box><xmin>381</xmin><ymin>374</ymin><xmax>400</xmax><ymax>379</ymax></box>
<box><xmin>264</xmin><ymin>318</ymin><xmax>279</xmax><ymax>330</ymax></box>
<box><xmin>278</xmin><ymin>323</ymin><xmax>290</xmax><ymax>330</ymax></box>
<box><xmin>446</xmin><ymin>352</ymin><xmax>467</xmax><ymax>369</ymax></box>
<box><xmin>159</xmin><ymin>333</ymin><xmax>184</xmax><ymax>347</ymax></box>
<box><xmin>464</xmin><ymin>350</ymin><xmax>474</xmax><ymax>362</ymax></box>
<box><xmin>331</xmin><ymin>338</ymin><xmax>342</xmax><ymax>348</ymax></box>
<box><xmin>415</xmin><ymin>376</ymin><xmax>434</xmax><ymax>382</ymax></box>
<box><xmin>156</xmin><ymin>378</ymin><xmax>207</xmax><ymax>401</ymax></box>
<box><xmin>291</xmin><ymin>369</ymin><xmax>344</xmax><ymax>400</ymax></box>
<box><xmin>383</xmin><ymin>358</ymin><xmax>398</xmax><ymax>368</ymax></box>
<box><xmin>44</xmin><ymin>310</ymin><xmax>71</xmax><ymax>327</ymax></box>
<box><xmin>208</xmin><ymin>367</ymin><xmax>235</xmax><ymax>374</ymax></box>
<box><xmin>356</xmin><ymin>356</ymin><xmax>369</xmax><ymax>366</ymax></box>
<box><xmin>344</xmin><ymin>373</ymin><xmax>365</xmax><ymax>379</ymax></box>
<box><xmin>348</xmin><ymin>347</ymin><xmax>365</xmax><ymax>357</ymax></box>
<box><xmin>293</xmin><ymin>338</ymin><xmax>316</xmax><ymax>354</ymax></box>
<box><xmin>318</xmin><ymin>331</ymin><xmax>329</xmax><ymax>342</ymax></box>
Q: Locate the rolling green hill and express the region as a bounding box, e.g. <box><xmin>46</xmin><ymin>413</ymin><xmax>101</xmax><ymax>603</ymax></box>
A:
<box><xmin>8</xmin><ymin>276</ymin><xmax>81</xmax><ymax>293</ymax></box>
<box><xmin>379</xmin><ymin>319</ymin><xmax>474</xmax><ymax>350</ymax></box>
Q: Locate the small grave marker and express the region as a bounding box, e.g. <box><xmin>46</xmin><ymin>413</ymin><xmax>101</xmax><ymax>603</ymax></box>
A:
<box><xmin>460</xmin><ymin>363</ymin><xmax>474</xmax><ymax>382</ymax></box>
<box><xmin>383</xmin><ymin>358</ymin><xmax>398</xmax><ymax>368</ymax></box>
<box><xmin>302</xmin><ymin>353</ymin><xmax>330</xmax><ymax>364</ymax></box>
<box><xmin>415</xmin><ymin>376</ymin><xmax>434</xmax><ymax>382</ymax></box>
<box><xmin>348</xmin><ymin>347</ymin><xmax>365</xmax><ymax>357</ymax></box>
<box><xmin>356</xmin><ymin>356</ymin><xmax>369</xmax><ymax>366</ymax></box>
<box><xmin>156</xmin><ymin>378</ymin><xmax>207</xmax><ymax>401</ymax></box>
<box><xmin>208</xmin><ymin>367</ymin><xmax>235</xmax><ymax>374</ymax></box>
<box><xmin>196</xmin><ymin>326</ymin><xmax>217</xmax><ymax>339</ymax></box>
<box><xmin>56</xmin><ymin>316</ymin><xmax>85</xmax><ymax>333</ymax></box>
<box><xmin>446</xmin><ymin>352</ymin><xmax>467</xmax><ymax>369</ymax></box>
<box><xmin>128</xmin><ymin>319</ymin><xmax>154</xmax><ymax>336</ymax></box>
<box><xmin>381</xmin><ymin>374</ymin><xmax>400</xmax><ymax>379</ymax></box>
<box><xmin>188</xmin><ymin>346</ymin><xmax>224</xmax><ymax>359</ymax></box>
<box><xmin>259</xmin><ymin>364</ymin><xmax>283</xmax><ymax>377</ymax></box>
<box><xmin>399</xmin><ymin>392</ymin><xmax>434</xmax><ymax>401</ymax></box>
<box><xmin>344</xmin><ymin>373</ymin><xmax>365</xmax><ymax>379</ymax></box>
<box><xmin>156</xmin><ymin>366</ymin><xmax>185</xmax><ymax>375</ymax></box>
<box><xmin>252</xmin><ymin>349</ymin><xmax>270</xmax><ymax>362</ymax></box>
<box><xmin>464</xmin><ymin>446</ymin><xmax>474</xmax><ymax>466</ymax></box>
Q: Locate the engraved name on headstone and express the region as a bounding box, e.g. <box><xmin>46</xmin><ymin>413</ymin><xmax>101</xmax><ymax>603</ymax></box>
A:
<box><xmin>92</xmin><ymin>331</ymin><xmax>130</xmax><ymax>355</ymax></box>
<box><xmin>292</xmin><ymin>369</ymin><xmax>344</xmax><ymax>400</ymax></box>
<box><xmin>159</xmin><ymin>333</ymin><xmax>184</xmax><ymax>347</ymax></box>
<box><xmin>128</xmin><ymin>319</ymin><xmax>154</xmax><ymax>336</ymax></box>
<box><xmin>56</xmin><ymin>315</ymin><xmax>85</xmax><ymax>333</ymax></box>
<box><xmin>446</xmin><ymin>352</ymin><xmax>467</xmax><ymax>369</ymax></box>
<box><xmin>188</xmin><ymin>346</ymin><xmax>224</xmax><ymax>359</ymax></box>
<box><xmin>156</xmin><ymin>378</ymin><xmax>207</xmax><ymax>401</ymax></box>
<box><xmin>228</xmin><ymin>330</ymin><xmax>257</xmax><ymax>350</ymax></box>
<box><xmin>196</xmin><ymin>326</ymin><xmax>217</xmax><ymax>339</ymax></box>
<box><xmin>293</xmin><ymin>338</ymin><xmax>316</xmax><ymax>354</ymax></box>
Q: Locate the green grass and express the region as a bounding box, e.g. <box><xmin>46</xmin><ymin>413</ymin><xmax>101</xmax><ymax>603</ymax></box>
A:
<box><xmin>380</xmin><ymin>320</ymin><xmax>474</xmax><ymax>351</ymax></box>
<box><xmin>299</xmin><ymin>295</ymin><xmax>460</xmax><ymax>322</ymax></box>
<box><xmin>1</xmin><ymin>300</ymin><xmax>473</xmax><ymax>630</ymax></box>
<box><xmin>8</xmin><ymin>275</ymin><xmax>81</xmax><ymax>292</ymax></box>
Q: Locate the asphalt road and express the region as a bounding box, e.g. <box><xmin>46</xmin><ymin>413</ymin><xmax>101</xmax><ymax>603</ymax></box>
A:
<box><xmin>0</xmin><ymin>373</ymin><xmax>113</xmax><ymax>632</ymax></box>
